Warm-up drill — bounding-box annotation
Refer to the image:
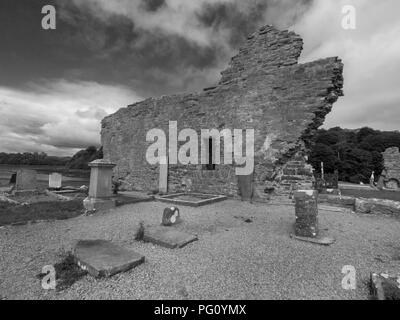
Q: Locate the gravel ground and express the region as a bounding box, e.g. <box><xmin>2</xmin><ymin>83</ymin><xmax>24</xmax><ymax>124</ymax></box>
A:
<box><xmin>0</xmin><ymin>199</ymin><xmax>399</xmax><ymax>300</ymax></box>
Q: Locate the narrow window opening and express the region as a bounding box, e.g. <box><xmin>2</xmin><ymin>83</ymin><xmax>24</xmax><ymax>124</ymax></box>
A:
<box><xmin>206</xmin><ymin>137</ymin><xmax>216</xmax><ymax>170</ymax></box>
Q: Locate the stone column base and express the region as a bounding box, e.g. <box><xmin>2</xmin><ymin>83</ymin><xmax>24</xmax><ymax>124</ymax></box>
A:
<box><xmin>83</xmin><ymin>197</ymin><xmax>116</xmax><ymax>213</ymax></box>
<box><xmin>294</xmin><ymin>190</ymin><xmax>319</xmax><ymax>238</ymax></box>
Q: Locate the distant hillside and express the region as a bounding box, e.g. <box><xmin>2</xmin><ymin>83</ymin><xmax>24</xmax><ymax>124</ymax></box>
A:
<box><xmin>309</xmin><ymin>127</ymin><xmax>400</xmax><ymax>183</ymax></box>
<box><xmin>0</xmin><ymin>146</ymin><xmax>103</xmax><ymax>170</ymax></box>
<box><xmin>66</xmin><ymin>146</ymin><xmax>103</xmax><ymax>170</ymax></box>
<box><xmin>0</xmin><ymin>152</ymin><xmax>70</xmax><ymax>166</ymax></box>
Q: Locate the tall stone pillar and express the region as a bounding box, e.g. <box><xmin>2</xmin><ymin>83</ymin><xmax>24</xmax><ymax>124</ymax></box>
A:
<box><xmin>83</xmin><ymin>159</ymin><xmax>116</xmax><ymax>212</ymax></box>
<box><xmin>294</xmin><ymin>190</ymin><xmax>319</xmax><ymax>238</ymax></box>
<box><xmin>159</xmin><ymin>156</ymin><xmax>168</xmax><ymax>195</ymax></box>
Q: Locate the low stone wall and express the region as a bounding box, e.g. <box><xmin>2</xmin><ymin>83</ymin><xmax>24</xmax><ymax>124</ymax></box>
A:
<box><xmin>355</xmin><ymin>198</ymin><xmax>400</xmax><ymax>218</ymax></box>
<box><xmin>318</xmin><ymin>194</ymin><xmax>356</xmax><ymax>210</ymax></box>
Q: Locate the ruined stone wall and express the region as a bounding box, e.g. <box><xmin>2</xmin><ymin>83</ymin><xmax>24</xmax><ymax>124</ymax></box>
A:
<box><xmin>101</xmin><ymin>25</ymin><xmax>344</xmax><ymax>200</ymax></box>
<box><xmin>382</xmin><ymin>147</ymin><xmax>400</xmax><ymax>189</ymax></box>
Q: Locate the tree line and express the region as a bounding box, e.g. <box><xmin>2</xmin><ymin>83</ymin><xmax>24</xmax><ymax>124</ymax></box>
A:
<box><xmin>0</xmin><ymin>146</ymin><xmax>103</xmax><ymax>170</ymax></box>
<box><xmin>2</xmin><ymin>127</ymin><xmax>400</xmax><ymax>183</ymax></box>
<box><xmin>308</xmin><ymin>127</ymin><xmax>400</xmax><ymax>184</ymax></box>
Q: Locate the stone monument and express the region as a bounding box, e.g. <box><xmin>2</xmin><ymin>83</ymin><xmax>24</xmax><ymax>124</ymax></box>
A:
<box><xmin>294</xmin><ymin>190</ymin><xmax>319</xmax><ymax>238</ymax></box>
<box><xmin>15</xmin><ymin>169</ymin><xmax>37</xmax><ymax>191</ymax></box>
<box><xmin>49</xmin><ymin>172</ymin><xmax>62</xmax><ymax>189</ymax></box>
<box><xmin>161</xmin><ymin>207</ymin><xmax>181</xmax><ymax>226</ymax></box>
<box><xmin>83</xmin><ymin>159</ymin><xmax>116</xmax><ymax>212</ymax></box>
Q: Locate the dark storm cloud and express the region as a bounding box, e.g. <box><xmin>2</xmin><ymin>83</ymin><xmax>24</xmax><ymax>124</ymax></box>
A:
<box><xmin>54</xmin><ymin>1</ymin><xmax>223</xmax><ymax>97</ymax></box>
<box><xmin>3</xmin><ymin>0</ymin><xmax>398</xmax><ymax>156</ymax></box>
<box><xmin>0</xmin><ymin>100</ymin><xmax>48</xmax><ymax>136</ymax></box>
<box><xmin>0</xmin><ymin>115</ymin><xmax>46</xmax><ymax>136</ymax></box>
<box><xmin>36</xmin><ymin>135</ymin><xmax>99</xmax><ymax>150</ymax></box>
<box><xmin>0</xmin><ymin>0</ymin><xmax>317</xmax><ymax>155</ymax></box>
<box><xmin>0</xmin><ymin>0</ymin><xmax>309</xmax><ymax>97</ymax></box>
<box><xmin>196</xmin><ymin>1</ymin><xmax>269</xmax><ymax>48</ymax></box>
<box><xmin>140</xmin><ymin>0</ymin><xmax>166</xmax><ymax>12</ymax></box>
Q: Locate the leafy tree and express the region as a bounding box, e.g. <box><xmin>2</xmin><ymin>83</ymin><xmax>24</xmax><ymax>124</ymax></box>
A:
<box><xmin>309</xmin><ymin>143</ymin><xmax>338</xmax><ymax>173</ymax></box>
<box><xmin>309</xmin><ymin>127</ymin><xmax>400</xmax><ymax>183</ymax></box>
<box><xmin>66</xmin><ymin>146</ymin><xmax>103</xmax><ymax>170</ymax></box>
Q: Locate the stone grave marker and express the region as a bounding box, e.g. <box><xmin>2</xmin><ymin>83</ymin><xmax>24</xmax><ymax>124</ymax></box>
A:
<box><xmin>294</xmin><ymin>190</ymin><xmax>318</xmax><ymax>238</ymax></box>
<box><xmin>9</xmin><ymin>172</ymin><xmax>16</xmax><ymax>185</ymax></box>
<box><xmin>74</xmin><ymin>239</ymin><xmax>145</xmax><ymax>278</ymax></box>
<box><xmin>49</xmin><ymin>172</ymin><xmax>62</xmax><ymax>189</ymax></box>
<box><xmin>292</xmin><ymin>190</ymin><xmax>336</xmax><ymax>246</ymax></box>
<box><xmin>83</xmin><ymin>160</ymin><xmax>116</xmax><ymax>212</ymax></box>
<box><xmin>162</xmin><ymin>207</ymin><xmax>181</xmax><ymax>226</ymax></box>
<box><xmin>143</xmin><ymin>226</ymin><xmax>198</xmax><ymax>249</ymax></box>
<box><xmin>15</xmin><ymin>169</ymin><xmax>37</xmax><ymax>190</ymax></box>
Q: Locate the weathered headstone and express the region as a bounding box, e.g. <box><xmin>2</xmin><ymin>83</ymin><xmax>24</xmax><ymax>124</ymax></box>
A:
<box><xmin>49</xmin><ymin>172</ymin><xmax>62</xmax><ymax>189</ymax></box>
<box><xmin>377</xmin><ymin>170</ymin><xmax>387</xmax><ymax>190</ymax></box>
<box><xmin>15</xmin><ymin>169</ymin><xmax>37</xmax><ymax>190</ymax></box>
<box><xmin>294</xmin><ymin>190</ymin><xmax>318</xmax><ymax>238</ymax></box>
<box><xmin>74</xmin><ymin>239</ymin><xmax>145</xmax><ymax>278</ymax></box>
<box><xmin>162</xmin><ymin>207</ymin><xmax>180</xmax><ymax>226</ymax></box>
<box><xmin>83</xmin><ymin>160</ymin><xmax>116</xmax><ymax>212</ymax></box>
<box><xmin>143</xmin><ymin>226</ymin><xmax>198</xmax><ymax>249</ymax></box>
<box><xmin>9</xmin><ymin>172</ymin><xmax>16</xmax><ymax>185</ymax></box>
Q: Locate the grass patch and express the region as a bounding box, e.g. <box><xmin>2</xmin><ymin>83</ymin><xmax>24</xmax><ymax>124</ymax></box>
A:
<box><xmin>37</xmin><ymin>251</ymin><xmax>87</xmax><ymax>291</ymax></box>
<box><xmin>367</xmin><ymin>275</ymin><xmax>400</xmax><ymax>300</ymax></box>
<box><xmin>0</xmin><ymin>199</ymin><xmax>83</xmax><ymax>226</ymax></box>
<box><xmin>53</xmin><ymin>252</ymin><xmax>88</xmax><ymax>291</ymax></box>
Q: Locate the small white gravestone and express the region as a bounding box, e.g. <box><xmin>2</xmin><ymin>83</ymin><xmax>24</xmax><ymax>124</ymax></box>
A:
<box><xmin>49</xmin><ymin>173</ymin><xmax>62</xmax><ymax>189</ymax></box>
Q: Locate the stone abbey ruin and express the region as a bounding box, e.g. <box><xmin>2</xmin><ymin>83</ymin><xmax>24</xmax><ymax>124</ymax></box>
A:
<box><xmin>382</xmin><ymin>147</ymin><xmax>400</xmax><ymax>190</ymax></box>
<box><xmin>101</xmin><ymin>25</ymin><xmax>344</xmax><ymax>201</ymax></box>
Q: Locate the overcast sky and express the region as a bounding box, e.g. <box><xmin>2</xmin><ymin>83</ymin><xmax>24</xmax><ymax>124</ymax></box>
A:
<box><xmin>0</xmin><ymin>0</ymin><xmax>399</xmax><ymax>156</ymax></box>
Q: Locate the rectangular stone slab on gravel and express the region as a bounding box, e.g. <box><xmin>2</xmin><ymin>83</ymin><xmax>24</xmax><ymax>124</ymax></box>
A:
<box><xmin>143</xmin><ymin>226</ymin><xmax>198</xmax><ymax>249</ymax></box>
<box><xmin>290</xmin><ymin>234</ymin><xmax>335</xmax><ymax>246</ymax></box>
<box><xmin>74</xmin><ymin>240</ymin><xmax>145</xmax><ymax>278</ymax></box>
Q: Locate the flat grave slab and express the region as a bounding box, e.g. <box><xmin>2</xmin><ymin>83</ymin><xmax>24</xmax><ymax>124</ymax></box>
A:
<box><xmin>290</xmin><ymin>234</ymin><xmax>336</xmax><ymax>246</ymax></box>
<box><xmin>143</xmin><ymin>226</ymin><xmax>198</xmax><ymax>249</ymax></box>
<box><xmin>115</xmin><ymin>193</ymin><xmax>154</xmax><ymax>207</ymax></box>
<box><xmin>74</xmin><ymin>240</ymin><xmax>145</xmax><ymax>278</ymax></box>
<box><xmin>318</xmin><ymin>205</ymin><xmax>345</xmax><ymax>213</ymax></box>
<box><xmin>156</xmin><ymin>193</ymin><xmax>227</xmax><ymax>207</ymax></box>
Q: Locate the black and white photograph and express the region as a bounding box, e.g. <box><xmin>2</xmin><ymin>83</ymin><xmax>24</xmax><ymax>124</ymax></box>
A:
<box><xmin>0</xmin><ymin>0</ymin><xmax>399</xmax><ymax>305</ymax></box>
